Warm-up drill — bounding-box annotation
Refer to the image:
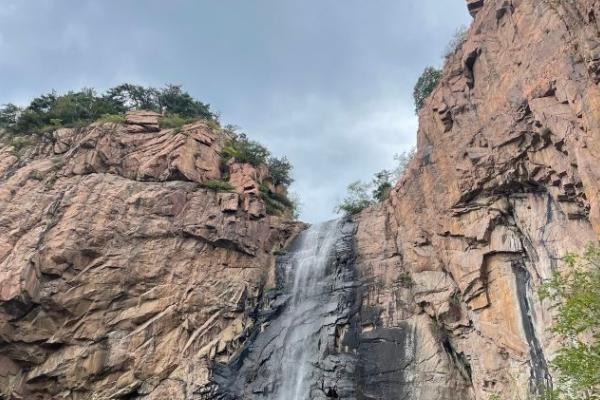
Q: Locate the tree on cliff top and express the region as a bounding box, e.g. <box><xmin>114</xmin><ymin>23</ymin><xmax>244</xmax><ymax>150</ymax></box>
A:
<box><xmin>0</xmin><ymin>84</ymin><xmax>215</xmax><ymax>135</ymax></box>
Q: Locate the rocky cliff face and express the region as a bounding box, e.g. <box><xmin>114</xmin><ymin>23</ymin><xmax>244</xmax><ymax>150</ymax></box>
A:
<box><xmin>353</xmin><ymin>0</ymin><xmax>600</xmax><ymax>398</ymax></box>
<box><xmin>0</xmin><ymin>113</ymin><xmax>303</xmax><ymax>399</ymax></box>
<box><xmin>1</xmin><ymin>0</ymin><xmax>600</xmax><ymax>399</ymax></box>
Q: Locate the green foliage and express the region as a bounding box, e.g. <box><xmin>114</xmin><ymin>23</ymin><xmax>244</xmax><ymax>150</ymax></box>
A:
<box><xmin>539</xmin><ymin>245</ymin><xmax>600</xmax><ymax>399</ymax></box>
<box><xmin>372</xmin><ymin>169</ymin><xmax>393</xmax><ymax>202</ymax></box>
<box><xmin>335</xmin><ymin>181</ymin><xmax>374</xmax><ymax>215</ymax></box>
<box><xmin>413</xmin><ymin>66</ymin><xmax>442</xmax><ymax>113</ymax></box>
<box><xmin>96</xmin><ymin>114</ymin><xmax>126</xmax><ymax>124</ymax></box>
<box><xmin>158</xmin><ymin>84</ymin><xmax>213</xmax><ymax>120</ymax></box>
<box><xmin>1</xmin><ymin>83</ymin><xmax>215</xmax><ymax>135</ymax></box>
<box><xmin>336</xmin><ymin>148</ymin><xmax>416</xmax><ymax>215</ymax></box>
<box><xmin>259</xmin><ymin>184</ymin><xmax>298</xmax><ymax>217</ymax></box>
<box><xmin>0</xmin><ymin>103</ymin><xmax>20</xmax><ymax>127</ymax></box>
<box><xmin>159</xmin><ymin>114</ymin><xmax>189</xmax><ymax>129</ymax></box>
<box><xmin>268</xmin><ymin>156</ymin><xmax>294</xmax><ymax>186</ymax></box>
<box><xmin>444</xmin><ymin>25</ymin><xmax>469</xmax><ymax>58</ymax></box>
<box><xmin>200</xmin><ymin>179</ymin><xmax>234</xmax><ymax>192</ymax></box>
<box><xmin>8</xmin><ymin>135</ymin><xmax>35</xmax><ymax>152</ymax></box>
<box><xmin>222</xmin><ymin>132</ymin><xmax>270</xmax><ymax>167</ymax></box>
<box><xmin>104</xmin><ymin>84</ymin><xmax>158</xmax><ymax>112</ymax></box>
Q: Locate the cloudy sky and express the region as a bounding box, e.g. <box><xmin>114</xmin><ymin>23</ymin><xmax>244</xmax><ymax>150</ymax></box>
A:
<box><xmin>0</xmin><ymin>1</ymin><xmax>471</xmax><ymax>222</ymax></box>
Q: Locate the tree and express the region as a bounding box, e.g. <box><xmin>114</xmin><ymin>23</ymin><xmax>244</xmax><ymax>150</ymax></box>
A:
<box><xmin>372</xmin><ymin>169</ymin><xmax>393</xmax><ymax>202</ymax></box>
<box><xmin>335</xmin><ymin>181</ymin><xmax>374</xmax><ymax>215</ymax></box>
<box><xmin>413</xmin><ymin>67</ymin><xmax>442</xmax><ymax>113</ymax></box>
<box><xmin>158</xmin><ymin>84</ymin><xmax>213</xmax><ymax>119</ymax></box>
<box><xmin>222</xmin><ymin>132</ymin><xmax>271</xmax><ymax>167</ymax></box>
<box><xmin>268</xmin><ymin>156</ymin><xmax>294</xmax><ymax>186</ymax></box>
<box><xmin>104</xmin><ymin>84</ymin><xmax>159</xmax><ymax>112</ymax></box>
<box><xmin>539</xmin><ymin>245</ymin><xmax>600</xmax><ymax>399</ymax></box>
<box><xmin>0</xmin><ymin>104</ymin><xmax>21</xmax><ymax>128</ymax></box>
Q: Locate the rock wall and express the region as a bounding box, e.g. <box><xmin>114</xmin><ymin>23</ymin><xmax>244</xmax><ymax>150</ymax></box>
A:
<box><xmin>353</xmin><ymin>0</ymin><xmax>600</xmax><ymax>398</ymax></box>
<box><xmin>2</xmin><ymin>0</ymin><xmax>600</xmax><ymax>399</ymax></box>
<box><xmin>0</xmin><ymin>115</ymin><xmax>303</xmax><ymax>399</ymax></box>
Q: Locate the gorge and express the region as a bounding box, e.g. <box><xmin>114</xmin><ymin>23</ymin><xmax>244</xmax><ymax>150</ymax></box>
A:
<box><xmin>1</xmin><ymin>0</ymin><xmax>600</xmax><ymax>399</ymax></box>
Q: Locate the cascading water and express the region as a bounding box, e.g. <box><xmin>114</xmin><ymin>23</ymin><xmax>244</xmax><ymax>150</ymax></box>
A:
<box><xmin>213</xmin><ymin>218</ymin><xmax>358</xmax><ymax>399</ymax></box>
<box><xmin>275</xmin><ymin>220</ymin><xmax>341</xmax><ymax>400</ymax></box>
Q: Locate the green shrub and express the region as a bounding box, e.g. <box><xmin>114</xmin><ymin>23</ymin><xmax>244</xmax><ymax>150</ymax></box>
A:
<box><xmin>539</xmin><ymin>245</ymin><xmax>600</xmax><ymax>399</ymax></box>
<box><xmin>159</xmin><ymin>114</ymin><xmax>189</xmax><ymax>129</ymax></box>
<box><xmin>335</xmin><ymin>181</ymin><xmax>374</xmax><ymax>215</ymax></box>
<box><xmin>97</xmin><ymin>114</ymin><xmax>126</xmax><ymax>124</ymax></box>
<box><xmin>8</xmin><ymin>136</ymin><xmax>35</xmax><ymax>152</ymax></box>
<box><xmin>222</xmin><ymin>133</ymin><xmax>270</xmax><ymax>167</ymax></box>
<box><xmin>200</xmin><ymin>179</ymin><xmax>234</xmax><ymax>192</ymax></box>
<box><xmin>157</xmin><ymin>84</ymin><xmax>213</xmax><ymax>120</ymax></box>
<box><xmin>259</xmin><ymin>184</ymin><xmax>298</xmax><ymax>216</ymax></box>
<box><xmin>0</xmin><ymin>103</ymin><xmax>20</xmax><ymax>127</ymax></box>
<box><xmin>372</xmin><ymin>169</ymin><xmax>393</xmax><ymax>202</ymax></box>
<box><xmin>413</xmin><ymin>66</ymin><xmax>442</xmax><ymax>113</ymax></box>
<box><xmin>1</xmin><ymin>83</ymin><xmax>216</xmax><ymax>135</ymax></box>
<box><xmin>28</xmin><ymin>170</ymin><xmax>44</xmax><ymax>180</ymax></box>
<box><xmin>268</xmin><ymin>156</ymin><xmax>294</xmax><ymax>186</ymax></box>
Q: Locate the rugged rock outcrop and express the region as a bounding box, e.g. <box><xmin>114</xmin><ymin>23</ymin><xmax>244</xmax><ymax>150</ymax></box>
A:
<box><xmin>352</xmin><ymin>0</ymin><xmax>600</xmax><ymax>398</ymax></box>
<box><xmin>0</xmin><ymin>120</ymin><xmax>303</xmax><ymax>399</ymax></box>
<box><xmin>1</xmin><ymin>0</ymin><xmax>600</xmax><ymax>399</ymax></box>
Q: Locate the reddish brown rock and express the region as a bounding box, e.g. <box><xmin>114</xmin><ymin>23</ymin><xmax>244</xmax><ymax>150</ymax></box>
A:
<box><xmin>125</xmin><ymin>110</ymin><xmax>161</xmax><ymax>133</ymax></box>
<box><xmin>353</xmin><ymin>0</ymin><xmax>600</xmax><ymax>398</ymax></box>
<box><xmin>0</xmin><ymin>120</ymin><xmax>303</xmax><ymax>399</ymax></box>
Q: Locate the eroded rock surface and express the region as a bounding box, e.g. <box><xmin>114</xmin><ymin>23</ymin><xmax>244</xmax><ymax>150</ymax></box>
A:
<box><xmin>0</xmin><ymin>121</ymin><xmax>303</xmax><ymax>399</ymax></box>
<box><xmin>352</xmin><ymin>0</ymin><xmax>600</xmax><ymax>399</ymax></box>
<box><xmin>2</xmin><ymin>0</ymin><xmax>600</xmax><ymax>399</ymax></box>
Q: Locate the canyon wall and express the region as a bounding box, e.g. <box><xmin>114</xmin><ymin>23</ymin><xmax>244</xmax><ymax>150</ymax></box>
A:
<box><xmin>0</xmin><ymin>114</ymin><xmax>303</xmax><ymax>399</ymax></box>
<box><xmin>1</xmin><ymin>0</ymin><xmax>600</xmax><ymax>399</ymax></box>
<box><xmin>353</xmin><ymin>0</ymin><xmax>600</xmax><ymax>398</ymax></box>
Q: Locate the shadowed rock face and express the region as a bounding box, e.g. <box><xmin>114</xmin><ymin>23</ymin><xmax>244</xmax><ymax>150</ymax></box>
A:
<box><xmin>2</xmin><ymin>0</ymin><xmax>600</xmax><ymax>399</ymax></box>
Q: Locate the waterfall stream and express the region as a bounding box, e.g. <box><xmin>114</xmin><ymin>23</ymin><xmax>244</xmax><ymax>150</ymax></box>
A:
<box><xmin>213</xmin><ymin>218</ymin><xmax>358</xmax><ymax>399</ymax></box>
<box><xmin>275</xmin><ymin>220</ymin><xmax>341</xmax><ymax>400</ymax></box>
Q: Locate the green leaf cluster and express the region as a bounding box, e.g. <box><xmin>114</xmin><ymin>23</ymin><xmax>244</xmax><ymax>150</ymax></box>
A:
<box><xmin>539</xmin><ymin>245</ymin><xmax>600</xmax><ymax>399</ymax></box>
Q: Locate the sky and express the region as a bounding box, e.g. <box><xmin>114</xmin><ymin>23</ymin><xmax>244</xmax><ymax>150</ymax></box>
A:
<box><xmin>0</xmin><ymin>1</ymin><xmax>471</xmax><ymax>223</ymax></box>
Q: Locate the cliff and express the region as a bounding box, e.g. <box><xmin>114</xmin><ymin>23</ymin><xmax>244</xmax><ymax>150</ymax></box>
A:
<box><xmin>0</xmin><ymin>112</ymin><xmax>303</xmax><ymax>399</ymax></box>
<box><xmin>1</xmin><ymin>0</ymin><xmax>600</xmax><ymax>399</ymax></box>
<box><xmin>353</xmin><ymin>0</ymin><xmax>600</xmax><ymax>398</ymax></box>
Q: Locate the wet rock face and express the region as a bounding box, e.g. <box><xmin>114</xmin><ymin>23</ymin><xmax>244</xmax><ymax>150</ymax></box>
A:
<box><xmin>353</xmin><ymin>0</ymin><xmax>600</xmax><ymax>399</ymax></box>
<box><xmin>0</xmin><ymin>121</ymin><xmax>303</xmax><ymax>399</ymax></box>
<box><xmin>210</xmin><ymin>219</ymin><xmax>358</xmax><ymax>400</ymax></box>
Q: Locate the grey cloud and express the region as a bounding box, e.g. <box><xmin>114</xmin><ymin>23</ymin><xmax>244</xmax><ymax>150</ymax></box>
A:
<box><xmin>0</xmin><ymin>0</ymin><xmax>471</xmax><ymax>222</ymax></box>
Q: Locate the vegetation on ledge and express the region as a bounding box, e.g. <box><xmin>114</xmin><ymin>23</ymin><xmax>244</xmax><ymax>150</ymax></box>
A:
<box><xmin>335</xmin><ymin>148</ymin><xmax>414</xmax><ymax>215</ymax></box>
<box><xmin>0</xmin><ymin>83</ymin><xmax>215</xmax><ymax>136</ymax></box>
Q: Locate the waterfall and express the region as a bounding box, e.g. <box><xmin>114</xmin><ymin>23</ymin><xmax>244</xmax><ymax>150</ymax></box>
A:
<box><xmin>275</xmin><ymin>220</ymin><xmax>341</xmax><ymax>400</ymax></box>
<box><xmin>213</xmin><ymin>218</ymin><xmax>358</xmax><ymax>400</ymax></box>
